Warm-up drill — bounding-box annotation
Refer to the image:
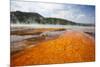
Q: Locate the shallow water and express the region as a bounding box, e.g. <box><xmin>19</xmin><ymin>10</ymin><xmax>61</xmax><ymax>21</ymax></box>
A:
<box><xmin>11</xmin><ymin>24</ymin><xmax>95</xmax><ymax>43</ymax></box>
<box><xmin>11</xmin><ymin>24</ymin><xmax>95</xmax><ymax>32</ymax></box>
<box><xmin>11</xmin><ymin>35</ymin><xmax>40</xmax><ymax>43</ymax></box>
<box><xmin>11</xmin><ymin>31</ymin><xmax>65</xmax><ymax>43</ymax></box>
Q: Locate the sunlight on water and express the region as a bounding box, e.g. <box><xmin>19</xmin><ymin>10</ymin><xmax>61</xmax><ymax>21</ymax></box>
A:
<box><xmin>11</xmin><ymin>23</ymin><xmax>94</xmax><ymax>28</ymax></box>
<box><xmin>11</xmin><ymin>24</ymin><xmax>95</xmax><ymax>32</ymax></box>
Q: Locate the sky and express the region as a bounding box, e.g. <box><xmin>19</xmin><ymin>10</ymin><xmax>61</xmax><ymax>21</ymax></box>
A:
<box><xmin>11</xmin><ymin>0</ymin><xmax>95</xmax><ymax>24</ymax></box>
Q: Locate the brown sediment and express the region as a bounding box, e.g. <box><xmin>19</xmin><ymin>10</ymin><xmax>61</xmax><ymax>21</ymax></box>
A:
<box><xmin>11</xmin><ymin>30</ymin><xmax>95</xmax><ymax>66</ymax></box>
<box><xmin>11</xmin><ymin>33</ymin><xmax>60</xmax><ymax>54</ymax></box>
<box><xmin>11</xmin><ymin>28</ymin><xmax>65</xmax><ymax>35</ymax></box>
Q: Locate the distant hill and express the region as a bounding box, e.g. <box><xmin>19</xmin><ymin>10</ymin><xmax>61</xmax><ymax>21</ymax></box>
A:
<box><xmin>10</xmin><ymin>11</ymin><xmax>94</xmax><ymax>26</ymax></box>
<box><xmin>44</xmin><ymin>18</ymin><xmax>76</xmax><ymax>25</ymax></box>
<box><xmin>11</xmin><ymin>11</ymin><xmax>44</xmax><ymax>24</ymax></box>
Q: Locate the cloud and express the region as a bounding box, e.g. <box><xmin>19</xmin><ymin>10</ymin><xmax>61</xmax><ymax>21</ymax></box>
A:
<box><xmin>11</xmin><ymin>1</ymin><xmax>95</xmax><ymax>24</ymax></box>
